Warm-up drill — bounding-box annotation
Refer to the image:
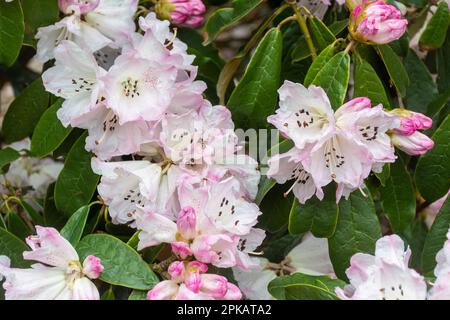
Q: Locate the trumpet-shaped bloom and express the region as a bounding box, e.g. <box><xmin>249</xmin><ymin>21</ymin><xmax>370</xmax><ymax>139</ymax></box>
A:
<box><xmin>0</xmin><ymin>226</ymin><xmax>103</xmax><ymax>300</ymax></box>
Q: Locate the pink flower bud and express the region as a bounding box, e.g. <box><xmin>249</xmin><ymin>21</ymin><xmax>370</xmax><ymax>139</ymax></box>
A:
<box><xmin>58</xmin><ymin>0</ymin><xmax>100</xmax><ymax>15</ymax></box>
<box><xmin>177</xmin><ymin>206</ymin><xmax>196</xmax><ymax>240</ymax></box>
<box><xmin>156</xmin><ymin>0</ymin><xmax>206</xmax><ymax>28</ymax></box>
<box><xmin>350</xmin><ymin>1</ymin><xmax>407</xmax><ymax>44</ymax></box>
<box><xmin>199</xmin><ymin>274</ymin><xmax>229</xmax><ymax>298</ymax></box>
<box><xmin>391</xmin><ymin>131</ymin><xmax>434</xmax><ymax>155</ymax></box>
<box><xmin>82</xmin><ymin>255</ymin><xmax>104</xmax><ymax>279</ymax></box>
<box><xmin>340</xmin><ymin>97</ymin><xmax>372</xmax><ymax>113</ymax></box>
<box><xmin>167</xmin><ymin>261</ymin><xmax>185</xmax><ymax>281</ymax></box>
<box><xmin>171</xmin><ymin>242</ymin><xmax>193</xmax><ymax>260</ymax></box>
<box><xmin>392</xmin><ymin>109</ymin><xmax>433</xmax><ymax>135</ymax></box>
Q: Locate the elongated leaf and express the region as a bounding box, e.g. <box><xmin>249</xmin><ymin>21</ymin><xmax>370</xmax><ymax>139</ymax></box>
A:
<box><xmin>20</xmin><ymin>0</ymin><xmax>59</xmax><ymax>47</ymax></box>
<box><xmin>415</xmin><ymin>115</ymin><xmax>450</xmax><ymax>202</ymax></box>
<box><xmin>354</xmin><ymin>57</ymin><xmax>390</xmax><ymax>108</ymax></box>
<box><xmin>304</xmin><ymin>43</ymin><xmax>335</xmax><ymax>87</ymax></box>
<box><xmin>60</xmin><ymin>206</ymin><xmax>90</xmax><ymax>247</ymax></box>
<box><xmin>419</xmin><ymin>2</ymin><xmax>450</xmax><ymax>50</ymax></box>
<box><xmin>204</xmin><ymin>0</ymin><xmax>263</xmax><ymax>44</ymax></box>
<box><xmin>55</xmin><ymin>132</ymin><xmax>99</xmax><ymax>215</ymax></box>
<box><xmin>0</xmin><ymin>0</ymin><xmax>24</xmax><ymax>66</ymax></box>
<box><xmin>1</xmin><ymin>78</ymin><xmax>50</xmax><ymax>143</ymax></box>
<box><xmin>308</xmin><ymin>17</ymin><xmax>336</xmax><ymax>52</ymax></box>
<box><xmin>44</xmin><ymin>183</ymin><xmax>67</xmax><ymax>230</ymax></box>
<box><xmin>289</xmin><ymin>184</ymin><xmax>339</xmax><ymax>238</ymax></box>
<box><xmin>422</xmin><ymin>196</ymin><xmax>450</xmax><ymax>275</ymax></box>
<box><xmin>31</xmin><ymin>100</ymin><xmax>73</xmax><ymax>157</ymax></box>
<box><xmin>227</xmin><ymin>28</ymin><xmax>282</xmax><ymax>129</ymax></box>
<box><xmin>0</xmin><ymin>147</ymin><xmax>20</xmax><ymax>172</ymax></box>
<box><xmin>374</xmin><ymin>163</ymin><xmax>391</xmax><ymax>187</ymax></box>
<box><xmin>268</xmin><ymin>273</ymin><xmax>345</xmax><ymax>300</ymax></box>
<box><xmin>0</xmin><ymin>226</ymin><xmax>29</xmax><ymax>267</ymax></box>
<box><xmin>7</xmin><ymin>211</ymin><xmax>31</xmax><ymax>240</ymax></box>
<box><xmin>259</xmin><ymin>184</ymin><xmax>293</xmax><ymax>233</ymax></box>
<box><xmin>77</xmin><ymin>234</ymin><xmax>159</xmax><ymax>290</ymax></box>
<box><xmin>437</xmin><ymin>30</ymin><xmax>450</xmax><ymax>92</ymax></box>
<box><xmin>20</xmin><ymin>200</ymin><xmax>44</xmax><ymax>225</ymax></box>
<box><xmin>377</xmin><ymin>44</ymin><xmax>410</xmax><ymax>97</ymax></box>
<box><xmin>311</xmin><ymin>52</ymin><xmax>350</xmax><ymax>109</ymax></box>
<box><xmin>328</xmin><ymin>191</ymin><xmax>381</xmax><ymax>280</ymax></box>
<box><xmin>380</xmin><ymin>156</ymin><xmax>416</xmax><ymax>232</ymax></box>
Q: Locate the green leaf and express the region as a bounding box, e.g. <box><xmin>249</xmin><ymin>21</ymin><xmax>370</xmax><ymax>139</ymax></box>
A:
<box><xmin>377</xmin><ymin>44</ymin><xmax>410</xmax><ymax>97</ymax></box>
<box><xmin>380</xmin><ymin>156</ymin><xmax>416</xmax><ymax>233</ymax></box>
<box><xmin>55</xmin><ymin>132</ymin><xmax>99</xmax><ymax>215</ymax></box>
<box><xmin>0</xmin><ymin>147</ymin><xmax>20</xmax><ymax>172</ymax></box>
<box><xmin>419</xmin><ymin>2</ymin><xmax>450</xmax><ymax>50</ymax></box>
<box><xmin>437</xmin><ymin>30</ymin><xmax>450</xmax><ymax>92</ymax></box>
<box><xmin>31</xmin><ymin>100</ymin><xmax>73</xmax><ymax>157</ymax></box>
<box><xmin>128</xmin><ymin>290</ymin><xmax>148</xmax><ymax>300</ymax></box>
<box><xmin>44</xmin><ymin>183</ymin><xmax>67</xmax><ymax>230</ymax></box>
<box><xmin>404</xmin><ymin>50</ymin><xmax>438</xmax><ymax>114</ymax></box>
<box><xmin>328</xmin><ymin>19</ymin><xmax>349</xmax><ymax>36</ymax></box>
<box><xmin>227</xmin><ymin>28</ymin><xmax>282</xmax><ymax>129</ymax></box>
<box><xmin>353</xmin><ymin>57</ymin><xmax>391</xmax><ymax>108</ymax></box>
<box><xmin>20</xmin><ymin>0</ymin><xmax>59</xmax><ymax>47</ymax></box>
<box><xmin>101</xmin><ymin>287</ymin><xmax>115</xmax><ymax>300</ymax></box>
<box><xmin>311</xmin><ymin>52</ymin><xmax>350</xmax><ymax>110</ymax></box>
<box><xmin>304</xmin><ymin>43</ymin><xmax>335</xmax><ymax>87</ymax></box>
<box><xmin>268</xmin><ymin>273</ymin><xmax>345</xmax><ymax>300</ymax></box>
<box><xmin>1</xmin><ymin>78</ymin><xmax>50</xmax><ymax>143</ymax></box>
<box><xmin>60</xmin><ymin>206</ymin><xmax>90</xmax><ymax>247</ymax></box>
<box><xmin>258</xmin><ymin>184</ymin><xmax>293</xmax><ymax>233</ymax></box>
<box><xmin>20</xmin><ymin>200</ymin><xmax>44</xmax><ymax>225</ymax></box>
<box><xmin>7</xmin><ymin>211</ymin><xmax>32</xmax><ymax>240</ymax></box>
<box><xmin>374</xmin><ymin>163</ymin><xmax>391</xmax><ymax>187</ymax></box>
<box><xmin>204</xmin><ymin>0</ymin><xmax>263</xmax><ymax>44</ymax></box>
<box><xmin>328</xmin><ymin>191</ymin><xmax>381</xmax><ymax>280</ymax></box>
<box><xmin>288</xmin><ymin>184</ymin><xmax>339</xmax><ymax>238</ymax></box>
<box><xmin>76</xmin><ymin>234</ymin><xmax>159</xmax><ymax>290</ymax></box>
<box><xmin>401</xmin><ymin>219</ymin><xmax>428</xmax><ymax>270</ymax></box>
<box><xmin>415</xmin><ymin>115</ymin><xmax>450</xmax><ymax>202</ymax></box>
<box><xmin>422</xmin><ymin>196</ymin><xmax>450</xmax><ymax>275</ymax></box>
<box><xmin>0</xmin><ymin>0</ymin><xmax>24</xmax><ymax>66</ymax></box>
<box><xmin>308</xmin><ymin>17</ymin><xmax>336</xmax><ymax>52</ymax></box>
<box><xmin>427</xmin><ymin>88</ymin><xmax>450</xmax><ymax>118</ymax></box>
<box><xmin>0</xmin><ymin>226</ymin><xmax>30</xmax><ymax>267</ymax></box>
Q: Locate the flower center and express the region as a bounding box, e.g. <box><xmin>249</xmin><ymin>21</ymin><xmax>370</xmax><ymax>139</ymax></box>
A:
<box><xmin>121</xmin><ymin>77</ymin><xmax>140</xmax><ymax>98</ymax></box>
<box><xmin>65</xmin><ymin>260</ymin><xmax>83</xmax><ymax>289</ymax></box>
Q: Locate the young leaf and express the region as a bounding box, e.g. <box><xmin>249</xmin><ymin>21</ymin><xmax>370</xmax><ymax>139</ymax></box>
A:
<box><xmin>304</xmin><ymin>43</ymin><xmax>335</xmax><ymax>87</ymax></box>
<box><xmin>55</xmin><ymin>132</ymin><xmax>100</xmax><ymax>216</ymax></box>
<box><xmin>328</xmin><ymin>191</ymin><xmax>381</xmax><ymax>280</ymax></box>
<box><xmin>353</xmin><ymin>57</ymin><xmax>391</xmax><ymax>108</ymax></box>
<box><xmin>0</xmin><ymin>147</ymin><xmax>20</xmax><ymax>172</ymax></box>
<box><xmin>60</xmin><ymin>206</ymin><xmax>90</xmax><ymax>247</ymax></box>
<box><xmin>377</xmin><ymin>44</ymin><xmax>410</xmax><ymax>97</ymax></box>
<box><xmin>422</xmin><ymin>196</ymin><xmax>450</xmax><ymax>275</ymax></box>
<box><xmin>380</xmin><ymin>156</ymin><xmax>416</xmax><ymax>233</ymax></box>
<box><xmin>77</xmin><ymin>234</ymin><xmax>159</xmax><ymax>290</ymax></box>
<box><xmin>419</xmin><ymin>2</ymin><xmax>450</xmax><ymax>50</ymax></box>
<box><xmin>311</xmin><ymin>51</ymin><xmax>350</xmax><ymax>110</ymax></box>
<box><xmin>31</xmin><ymin>99</ymin><xmax>73</xmax><ymax>158</ymax></box>
<box><xmin>204</xmin><ymin>0</ymin><xmax>263</xmax><ymax>44</ymax></box>
<box><xmin>1</xmin><ymin>78</ymin><xmax>50</xmax><ymax>143</ymax></box>
<box><xmin>227</xmin><ymin>28</ymin><xmax>282</xmax><ymax>129</ymax></box>
<box><xmin>289</xmin><ymin>184</ymin><xmax>339</xmax><ymax>238</ymax></box>
<box><xmin>415</xmin><ymin>115</ymin><xmax>450</xmax><ymax>202</ymax></box>
<box><xmin>268</xmin><ymin>273</ymin><xmax>345</xmax><ymax>300</ymax></box>
<box><xmin>0</xmin><ymin>0</ymin><xmax>24</xmax><ymax>66</ymax></box>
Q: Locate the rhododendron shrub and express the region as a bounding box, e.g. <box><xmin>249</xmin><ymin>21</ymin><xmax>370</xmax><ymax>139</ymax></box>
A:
<box><xmin>0</xmin><ymin>0</ymin><xmax>449</xmax><ymax>301</ymax></box>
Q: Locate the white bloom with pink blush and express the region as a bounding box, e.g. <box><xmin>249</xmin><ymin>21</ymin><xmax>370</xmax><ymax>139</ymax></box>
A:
<box><xmin>91</xmin><ymin>158</ymin><xmax>162</xmax><ymax>224</ymax></box>
<box><xmin>428</xmin><ymin>229</ymin><xmax>450</xmax><ymax>300</ymax></box>
<box><xmin>0</xmin><ymin>226</ymin><xmax>103</xmax><ymax>300</ymax></box>
<box><xmin>335</xmin><ymin>235</ymin><xmax>427</xmax><ymax>300</ymax></box>
<box><xmin>147</xmin><ymin>261</ymin><xmax>241</xmax><ymax>300</ymax></box>
<box><xmin>42</xmin><ymin>40</ymin><xmax>105</xmax><ymax>127</ymax></box>
<box><xmin>58</xmin><ymin>0</ymin><xmax>100</xmax><ymax>15</ymax></box>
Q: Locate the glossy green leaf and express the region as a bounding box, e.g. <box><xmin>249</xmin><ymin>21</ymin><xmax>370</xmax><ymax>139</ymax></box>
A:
<box><xmin>60</xmin><ymin>206</ymin><xmax>90</xmax><ymax>247</ymax></box>
<box><xmin>204</xmin><ymin>0</ymin><xmax>263</xmax><ymax>44</ymax></box>
<box><xmin>0</xmin><ymin>226</ymin><xmax>29</xmax><ymax>267</ymax></box>
<box><xmin>77</xmin><ymin>234</ymin><xmax>159</xmax><ymax>290</ymax></box>
<box><xmin>328</xmin><ymin>191</ymin><xmax>381</xmax><ymax>280</ymax></box>
<box><xmin>419</xmin><ymin>2</ymin><xmax>450</xmax><ymax>50</ymax></box>
<box><xmin>415</xmin><ymin>115</ymin><xmax>450</xmax><ymax>202</ymax></box>
<box><xmin>380</xmin><ymin>156</ymin><xmax>416</xmax><ymax>232</ymax></box>
<box><xmin>308</xmin><ymin>17</ymin><xmax>336</xmax><ymax>52</ymax></box>
<box><xmin>0</xmin><ymin>147</ymin><xmax>20</xmax><ymax>172</ymax></box>
<box><xmin>1</xmin><ymin>78</ymin><xmax>50</xmax><ymax>143</ymax></box>
<box><xmin>374</xmin><ymin>164</ymin><xmax>391</xmax><ymax>187</ymax></box>
<box><xmin>304</xmin><ymin>43</ymin><xmax>335</xmax><ymax>87</ymax></box>
<box><xmin>354</xmin><ymin>57</ymin><xmax>390</xmax><ymax>108</ymax></box>
<box><xmin>289</xmin><ymin>184</ymin><xmax>339</xmax><ymax>238</ymax></box>
<box><xmin>437</xmin><ymin>30</ymin><xmax>450</xmax><ymax>92</ymax></box>
<box><xmin>228</xmin><ymin>28</ymin><xmax>282</xmax><ymax>129</ymax></box>
<box><xmin>31</xmin><ymin>100</ymin><xmax>73</xmax><ymax>157</ymax></box>
<box><xmin>7</xmin><ymin>211</ymin><xmax>32</xmax><ymax>240</ymax></box>
<box><xmin>55</xmin><ymin>132</ymin><xmax>99</xmax><ymax>215</ymax></box>
<box><xmin>128</xmin><ymin>290</ymin><xmax>148</xmax><ymax>300</ymax></box>
<box><xmin>268</xmin><ymin>273</ymin><xmax>345</xmax><ymax>300</ymax></box>
<box><xmin>377</xmin><ymin>44</ymin><xmax>410</xmax><ymax>97</ymax></box>
<box><xmin>422</xmin><ymin>196</ymin><xmax>450</xmax><ymax>275</ymax></box>
<box><xmin>0</xmin><ymin>0</ymin><xmax>24</xmax><ymax>66</ymax></box>
<box><xmin>311</xmin><ymin>52</ymin><xmax>350</xmax><ymax>110</ymax></box>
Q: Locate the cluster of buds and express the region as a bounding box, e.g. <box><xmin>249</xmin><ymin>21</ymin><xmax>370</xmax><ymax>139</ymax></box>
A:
<box><xmin>347</xmin><ymin>0</ymin><xmax>408</xmax><ymax>44</ymax></box>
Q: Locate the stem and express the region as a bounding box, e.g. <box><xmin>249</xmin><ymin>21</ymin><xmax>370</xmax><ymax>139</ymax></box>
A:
<box><xmin>277</xmin><ymin>16</ymin><xmax>297</xmax><ymax>29</ymax></box>
<box><xmin>290</xmin><ymin>2</ymin><xmax>317</xmax><ymax>60</ymax></box>
<box><xmin>344</xmin><ymin>40</ymin><xmax>355</xmax><ymax>54</ymax></box>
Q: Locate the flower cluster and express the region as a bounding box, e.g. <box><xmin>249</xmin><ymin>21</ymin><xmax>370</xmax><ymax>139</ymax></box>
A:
<box><xmin>36</xmin><ymin>4</ymin><xmax>262</xmax><ymax>300</ymax></box>
<box><xmin>336</xmin><ymin>231</ymin><xmax>450</xmax><ymax>300</ymax></box>
<box><xmin>267</xmin><ymin>81</ymin><xmax>405</xmax><ymax>203</ymax></box>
